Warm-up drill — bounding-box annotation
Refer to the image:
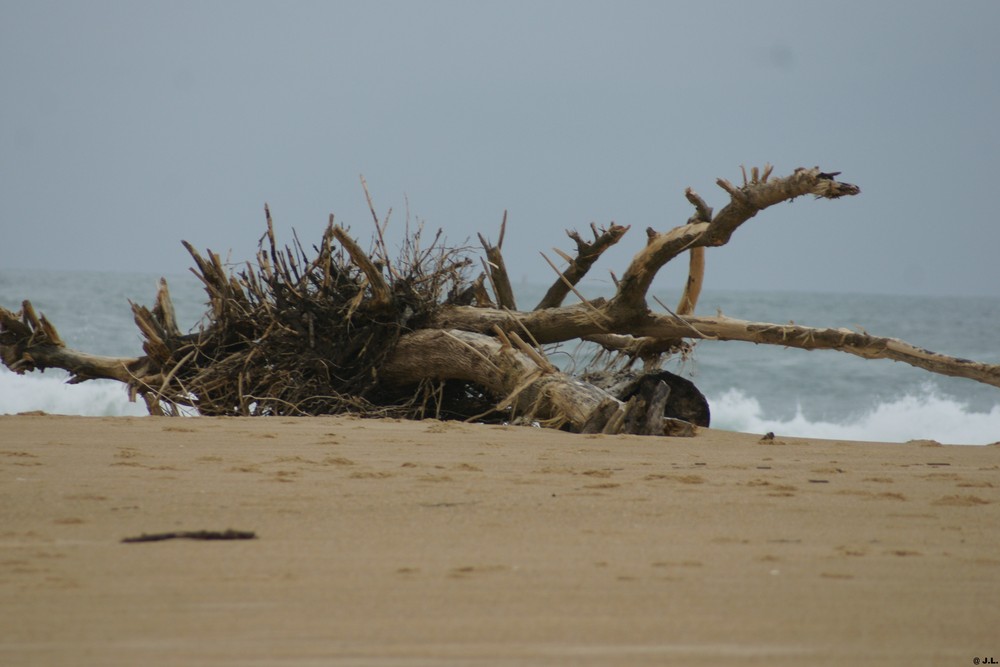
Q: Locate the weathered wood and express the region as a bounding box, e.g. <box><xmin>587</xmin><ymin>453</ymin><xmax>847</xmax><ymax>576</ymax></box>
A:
<box><xmin>122</xmin><ymin>530</ymin><xmax>256</xmax><ymax>543</ymax></box>
<box><xmin>382</xmin><ymin>328</ymin><xmax>619</xmax><ymax>430</ymax></box>
<box><xmin>5</xmin><ymin>164</ymin><xmax>998</xmax><ymax>436</ymax></box>
<box><xmin>478</xmin><ymin>212</ymin><xmax>517</xmax><ymax>310</ymax></box>
<box><xmin>331</xmin><ymin>225</ymin><xmax>392</xmax><ymax>308</ymax></box>
<box><xmin>640</xmin><ymin>381</ymin><xmax>671</xmax><ymax>436</ymax></box>
<box><xmin>431</xmin><ymin>298</ymin><xmax>1000</xmax><ymax>390</ymax></box>
<box><xmin>612</xmin><ymin>167</ymin><xmax>860</xmax><ymax>312</ymax></box>
<box><xmin>535</xmin><ymin>223</ymin><xmax>629</xmax><ymax>310</ymax></box>
<box><xmin>676</xmin><ymin>247</ymin><xmax>705</xmax><ymax>317</ymax></box>
<box><xmin>153</xmin><ymin>278</ymin><xmax>182</xmax><ymax>339</ymax></box>
<box><xmin>676</xmin><ymin>187</ymin><xmax>711</xmax><ymax>316</ymax></box>
<box><xmin>580</xmin><ymin>398</ymin><xmax>620</xmax><ymax>434</ymax></box>
<box><xmin>633</xmin><ymin>312</ymin><xmax>1000</xmax><ymax>389</ymax></box>
<box><xmin>0</xmin><ymin>304</ymin><xmax>150</xmax><ymax>385</ymax></box>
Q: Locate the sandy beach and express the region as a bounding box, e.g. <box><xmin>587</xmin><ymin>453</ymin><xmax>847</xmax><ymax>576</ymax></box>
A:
<box><xmin>1</xmin><ymin>414</ymin><xmax>998</xmax><ymax>666</ymax></box>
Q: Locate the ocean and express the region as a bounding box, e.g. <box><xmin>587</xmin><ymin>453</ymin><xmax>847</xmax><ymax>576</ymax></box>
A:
<box><xmin>2</xmin><ymin>269</ymin><xmax>999</xmax><ymax>444</ymax></box>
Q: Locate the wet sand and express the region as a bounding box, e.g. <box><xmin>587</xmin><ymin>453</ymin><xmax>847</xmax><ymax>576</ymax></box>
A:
<box><xmin>1</xmin><ymin>414</ymin><xmax>998</xmax><ymax>665</ymax></box>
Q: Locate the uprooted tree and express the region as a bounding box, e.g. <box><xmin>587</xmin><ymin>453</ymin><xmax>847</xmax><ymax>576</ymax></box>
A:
<box><xmin>3</xmin><ymin>165</ymin><xmax>999</xmax><ymax>436</ymax></box>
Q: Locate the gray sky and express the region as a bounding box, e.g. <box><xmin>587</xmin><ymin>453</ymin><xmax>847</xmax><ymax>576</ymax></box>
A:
<box><xmin>2</xmin><ymin>0</ymin><xmax>998</xmax><ymax>297</ymax></box>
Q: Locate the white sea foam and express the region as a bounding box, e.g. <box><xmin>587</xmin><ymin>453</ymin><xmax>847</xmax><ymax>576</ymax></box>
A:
<box><xmin>0</xmin><ymin>367</ymin><xmax>147</xmax><ymax>417</ymax></box>
<box><xmin>710</xmin><ymin>384</ymin><xmax>1000</xmax><ymax>445</ymax></box>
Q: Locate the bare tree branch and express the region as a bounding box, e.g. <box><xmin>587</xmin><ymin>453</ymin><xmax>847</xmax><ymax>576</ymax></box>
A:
<box><xmin>632</xmin><ymin>313</ymin><xmax>1000</xmax><ymax>389</ymax></box>
<box><xmin>478</xmin><ymin>211</ymin><xmax>517</xmax><ymax>310</ymax></box>
<box><xmin>612</xmin><ymin>166</ymin><xmax>860</xmax><ymax>312</ymax></box>
<box><xmin>676</xmin><ymin>187</ymin><xmax>711</xmax><ymax>316</ymax></box>
<box><xmin>535</xmin><ymin>222</ymin><xmax>629</xmax><ymax>310</ymax></box>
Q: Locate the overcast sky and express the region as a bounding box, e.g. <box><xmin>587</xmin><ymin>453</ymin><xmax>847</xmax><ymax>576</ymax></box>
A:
<box><xmin>2</xmin><ymin>0</ymin><xmax>998</xmax><ymax>298</ymax></box>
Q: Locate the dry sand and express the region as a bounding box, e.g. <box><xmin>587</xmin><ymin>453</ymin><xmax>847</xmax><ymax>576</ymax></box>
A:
<box><xmin>1</xmin><ymin>414</ymin><xmax>998</xmax><ymax>666</ymax></box>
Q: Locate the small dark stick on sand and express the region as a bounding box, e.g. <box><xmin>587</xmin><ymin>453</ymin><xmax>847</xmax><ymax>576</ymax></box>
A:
<box><xmin>121</xmin><ymin>530</ymin><xmax>257</xmax><ymax>543</ymax></box>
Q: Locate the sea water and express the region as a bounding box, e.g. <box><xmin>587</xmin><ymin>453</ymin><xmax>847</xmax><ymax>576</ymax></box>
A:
<box><xmin>2</xmin><ymin>269</ymin><xmax>999</xmax><ymax>444</ymax></box>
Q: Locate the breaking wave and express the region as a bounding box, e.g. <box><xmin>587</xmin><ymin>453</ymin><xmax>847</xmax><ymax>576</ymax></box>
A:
<box><xmin>0</xmin><ymin>367</ymin><xmax>148</xmax><ymax>417</ymax></box>
<box><xmin>709</xmin><ymin>384</ymin><xmax>1000</xmax><ymax>445</ymax></box>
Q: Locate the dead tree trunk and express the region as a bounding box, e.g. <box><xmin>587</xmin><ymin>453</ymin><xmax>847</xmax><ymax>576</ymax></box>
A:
<box><xmin>3</xmin><ymin>165</ymin><xmax>998</xmax><ymax>435</ymax></box>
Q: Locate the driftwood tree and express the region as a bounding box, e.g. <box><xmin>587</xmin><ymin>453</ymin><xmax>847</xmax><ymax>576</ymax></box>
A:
<box><xmin>3</xmin><ymin>165</ymin><xmax>999</xmax><ymax>436</ymax></box>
